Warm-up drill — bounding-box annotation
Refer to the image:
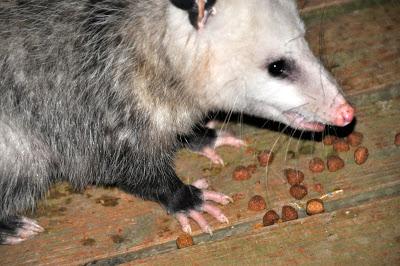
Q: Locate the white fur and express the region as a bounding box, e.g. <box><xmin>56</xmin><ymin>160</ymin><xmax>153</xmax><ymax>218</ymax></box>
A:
<box><xmin>166</xmin><ymin>0</ymin><xmax>348</xmax><ymax>129</ymax></box>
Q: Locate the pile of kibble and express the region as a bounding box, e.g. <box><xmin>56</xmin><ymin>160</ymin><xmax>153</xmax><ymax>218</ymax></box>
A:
<box><xmin>177</xmin><ymin>132</ymin><xmax>399</xmax><ymax>248</ymax></box>
<box><xmin>236</xmin><ymin>131</ymin><xmax>372</xmax><ymax>227</ymax></box>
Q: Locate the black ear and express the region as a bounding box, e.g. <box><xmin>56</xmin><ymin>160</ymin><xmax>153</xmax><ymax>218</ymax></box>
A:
<box><xmin>170</xmin><ymin>0</ymin><xmax>217</xmax><ymax>29</ymax></box>
<box><xmin>169</xmin><ymin>0</ymin><xmax>196</xmax><ymax>11</ymax></box>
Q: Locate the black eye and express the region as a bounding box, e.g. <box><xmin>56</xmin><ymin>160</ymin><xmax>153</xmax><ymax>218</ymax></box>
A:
<box><xmin>268</xmin><ymin>59</ymin><xmax>290</xmax><ymax>78</ymax></box>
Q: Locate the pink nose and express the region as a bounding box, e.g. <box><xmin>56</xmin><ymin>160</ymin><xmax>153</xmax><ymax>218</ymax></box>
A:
<box><xmin>334</xmin><ymin>103</ymin><xmax>355</xmax><ymax>127</ymax></box>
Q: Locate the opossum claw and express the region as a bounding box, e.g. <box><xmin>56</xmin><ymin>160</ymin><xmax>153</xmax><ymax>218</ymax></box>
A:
<box><xmin>2</xmin><ymin>236</ymin><xmax>25</xmax><ymax>245</ymax></box>
<box><xmin>176</xmin><ymin>213</ymin><xmax>192</xmax><ymax>235</ymax></box>
<box><xmin>0</xmin><ymin>216</ymin><xmax>44</xmax><ymax>245</ymax></box>
<box><xmin>198</xmin><ymin>147</ymin><xmax>225</xmax><ymax>165</ymax></box>
<box><xmin>175</xmin><ymin>180</ymin><xmax>231</xmax><ymax>235</ymax></box>
<box><xmin>188</xmin><ymin>210</ymin><xmax>212</xmax><ymax>234</ymax></box>
<box><xmin>21</xmin><ymin>217</ymin><xmax>45</xmax><ymax>233</ymax></box>
<box><xmin>214</xmin><ymin>133</ymin><xmax>247</xmax><ymax>148</ymax></box>
<box><xmin>203</xmin><ymin>191</ymin><xmax>233</xmax><ymax>205</ymax></box>
<box><xmin>202</xmin><ymin>203</ymin><xmax>230</xmax><ymax>224</ymax></box>
<box><xmin>196</xmin><ymin>132</ymin><xmax>246</xmax><ymax>165</ymax></box>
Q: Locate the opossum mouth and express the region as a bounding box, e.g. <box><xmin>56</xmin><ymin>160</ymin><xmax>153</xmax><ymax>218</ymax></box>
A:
<box><xmin>284</xmin><ymin>112</ymin><xmax>326</xmax><ymax>132</ymax></box>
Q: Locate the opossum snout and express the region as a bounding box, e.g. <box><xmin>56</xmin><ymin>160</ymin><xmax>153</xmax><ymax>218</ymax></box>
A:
<box><xmin>332</xmin><ymin>103</ymin><xmax>355</xmax><ymax>127</ymax></box>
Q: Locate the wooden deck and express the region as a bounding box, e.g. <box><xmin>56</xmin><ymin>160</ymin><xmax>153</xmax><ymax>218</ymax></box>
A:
<box><xmin>1</xmin><ymin>0</ymin><xmax>400</xmax><ymax>265</ymax></box>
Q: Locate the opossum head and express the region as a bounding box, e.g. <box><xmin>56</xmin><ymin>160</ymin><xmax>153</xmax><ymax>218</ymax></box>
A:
<box><xmin>167</xmin><ymin>0</ymin><xmax>354</xmax><ymax>131</ymax></box>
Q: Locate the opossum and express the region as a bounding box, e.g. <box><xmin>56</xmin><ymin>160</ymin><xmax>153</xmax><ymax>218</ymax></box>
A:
<box><xmin>0</xmin><ymin>0</ymin><xmax>354</xmax><ymax>245</ymax></box>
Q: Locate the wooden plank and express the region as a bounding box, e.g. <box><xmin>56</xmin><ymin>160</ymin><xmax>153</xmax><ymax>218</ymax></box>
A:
<box><xmin>132</xmin><ymin>196</ymin><xmax>400</xmax><ymax>265</ymax></box>
<box><xmin>78</xmin><ymin>184</ymin><xmax>400</xmax><ymax>265</ymax></box>
<box><xmin>1</xmin><ymin>1</ymin><xmax>399</xmax><ymax>265</ymax></box>
<box><xmin>303</xmin><ymin>0</ymin><xmax>400</xmax><ymax>97</ymax></box>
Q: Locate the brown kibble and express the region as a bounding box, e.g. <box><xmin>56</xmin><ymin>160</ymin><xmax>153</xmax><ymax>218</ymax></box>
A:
<box><xmin>284</xmin><ymin>168</ymin><xmax>304</xmax><ymax>186</ymax></box>
<box><xmin>323</xmin><ymin>135</ymin><xmax>338</xmax><ymax>145</ymax></box>
<box><xmin>327</xmin><ymin>155</ymin><xmax>345</xmax><ymax>172</ymax></box>
<box><xmin>248</xmin><ymin>195</ymin><xmax>267</xmax><ymax>211</ymax></box>
<box><xmin>232</xmin><ymin>166</ymin><xmax>252</xmax><ymax>181</ymax></box>
<box><xmin>231</xmin><ymin>192</ymin><xmax>246</xmax><ymax>201</ymax></box>
<box><xmin>354</xmin><ymin>146</ymin><xmax>369</xmax><ymax>165</ymax></box>
<box><xmin>306</xmin><ymin>199</ymin><xmax>325</xmax><ymax>215</ymax></box>
<box><xmin>257</xmin><ymin>150</ymin><xmax>274</xmax><ymax>167</ymax></box>
<box><xmin>246</xmin><ymin>164</ymin><xmax>258</xmax><ymax>174</ymax></box>
<box><xmin>281</xmin><ymin>206</ymin><xmax>298</xmax><ymax>222</ymax></box>
<box><xmin>176</xmin><ymin>233</ymin><xmax>194</xmax><ymax>249</ymax></box>
<box><xmin>347</xmin><ymin>131</ymin><xmax>364</xmax><ymax>146</ymax></box>
<box><xmin>309</xmin><ymin>157</ymin><xmax>325</xmax><ymax>173</ymax></box>
<box><xmin>313</xmin><ymin>183</ymin><xmax>324</xmax><ymax>194</ymax></box>
<box><xmin>263</xmin><ymin>210</ymin><xmax>280</xmax><ymax>226</ymax></box>
<box><xmin>289</xmin><ymin>184</ymin><xmax>308</xmax><ymax>200</ymax></box>
<box><xmin>333</xmin><ymin>139</ymin><xmax>350</xmax><ymax>152</ymax></box>
<box><xmin>395</xmin><ymin>133</ymin><xmax>400</xmax><ymax>146</ymax></box>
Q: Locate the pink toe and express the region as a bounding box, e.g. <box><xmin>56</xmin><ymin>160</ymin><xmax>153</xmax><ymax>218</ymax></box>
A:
<box><xmin>202</xmin><ymin>203</ymin><xmax>229</xmax><ymax>224</ymax></box>
<box><xmin>199</xmin><ymin>147</ymin><xmax>224</xmax><ymax>165</ymax></box>
<box><xmin>192</xmin><ymin>178</ymin><xmax>209</xmax><ymax>190</ymax></box>
<box><xmin>203</xmin><ymin>190</ymin><xmax>233</xmax><ymax>205</ymax></box>
<box><xmin>176</xmin><ymin>213</ymin><xmax>192</xmax><ymax>234</ymax></box>
<box><xmin>189</xmin><ymin>210</ymin><xmax>212</xmax><ymax>234</ymax></box>
<box><xmin>214</xmin><ymin>134</ymin><xmax>247</xmax><ymax>148</ymax></box>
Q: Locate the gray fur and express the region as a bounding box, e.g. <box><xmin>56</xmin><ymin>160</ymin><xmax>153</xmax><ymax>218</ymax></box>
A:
<box><xmin>0</xmin><ymin>0</ymin><xmax>202</xmax><ymax>220</ymax></box>
<box><xmin>0</xmin><ymin>0</ymin><xmax>354</xmax><ymax>243</ymax></box>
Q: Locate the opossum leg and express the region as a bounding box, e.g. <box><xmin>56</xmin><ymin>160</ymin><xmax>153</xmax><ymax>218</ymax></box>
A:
<box><xmin>0</xmin><ymin>216</ymin><xmax>44</xmax><ymax>245</ymax></box>
<box><xmin>176</xmin><ymin>178</ymin><xmax>232</xmax><ymax>235</ymax></box>
<box><xmin>181</xmin><ymin>125</ymin><xmax>246</xmax><ymax>165</ymax></box>
<box><xmin>0</xmin><ymin>121</ymin><xmax>56</xmax><ymax>245</ymax></box>
<box><xmin>120</xmin><ymin>159</ymin><xmax>232</xmax><ymax>235</ymax></box>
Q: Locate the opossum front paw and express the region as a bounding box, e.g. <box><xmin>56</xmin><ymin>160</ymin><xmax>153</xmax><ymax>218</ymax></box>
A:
<box><xmin>175</xmin><ymin>178</ymin><xmax>233</xmax><ymax>235</ymax></box>
<box><xmin>197</xmin><ymin>131</ymin><xmax>246</xmax><ymax>165</ymax></box>
<box><xmin>0</xmin><ymin>216</ymin><xmax>44</xmax><ymax>245</ymax></box>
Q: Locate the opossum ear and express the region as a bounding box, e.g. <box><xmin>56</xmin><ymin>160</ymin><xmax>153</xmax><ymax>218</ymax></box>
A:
<box><xmin>170</xmin><ymin>0</ymin><xmax>217</xmax><ymax>30</ymax></box>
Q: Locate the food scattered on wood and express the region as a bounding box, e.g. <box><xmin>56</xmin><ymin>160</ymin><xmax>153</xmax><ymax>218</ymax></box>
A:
<box><xmin>323</xmin><ymin>135</ymin><xmax>338</xmax><ymax>145</ymax></box>
<box><xmin>262</xmin><ymin>210</ymin><xmax>280</xmax><ymax>226</ymax></box>
<box><xmin>257</xmin><ymin>150</ymin><xmax>274</xmax><ymax>167</ymax></box>
<box><xmin>289</xmin><ymin>184</ymin><xmax>308</xmax><ymax>200</ymax></box>
<box><xmin>176</xmin><ymin>233</ymin><xmax>194</xmax><ymax>249</ymax></box>
<box><xmin>248</xmin><ymin>195</ymin><xmax>267</xmax><ymax>211</ymax></box>
<box><xmin>232</xmin><ymin>166</ymin><xmax>252</xmax><ymax>181</ymax></box>
<box><xmin>281</xmin><ymin>206</ymin><xmax>298</xmax><ymax>222</ymax></box>
<box><xmin>231</xmin><ymin>192</ymin><xmax>246</xmax><ymax>201</ymax></box>
<box><xmin>284</xmin><ymin>168</ymin><xmax>304</xmax><ymax>186</ymax></box>
<box><xmin>354</xmin><ymin>146</ymin><xmax>369</xmax><ymax>165</ymax></box>
<box><xmin>327</xmin><ymin>155</ymin><xmax>345</xmax><ymax>172</ymax></box>
<box><xmin>309</xmin><ymin>157</ymin><xmax>325</xmax><ymax>173</ymax></box>
<box><xmin>395</xmin><ymin>133</ymin><xmax>400</xmax><ymax>146</ymax></box>
<box><xmin>347</xmin><ymin>131</ymin><xmax>363</xmax><ymax>146</ymax></box>
<box><xmin>333</xmin><ymin>139</ymin><xmax>350</xmax><ymax>152</ymax></box>
<box><xmin>306</xmin><ymin>199</ymin><xmax>325</xmax><ymax>215</ymax></box>
<box><xmin>246</xmin><ymin>164</ymin><xmax>258</xmax><ymax>174</ymax></box>
<box><xmin>313</xmin><ymin>183</ymin><xmax>324</xmax><ymax>194</ymax></box>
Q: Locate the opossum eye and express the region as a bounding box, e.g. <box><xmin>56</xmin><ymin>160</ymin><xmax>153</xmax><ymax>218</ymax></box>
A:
<box><xmin>267</xmin><ymin>59</ymin><xmax>290</xmax><ymax>78</ymax></box>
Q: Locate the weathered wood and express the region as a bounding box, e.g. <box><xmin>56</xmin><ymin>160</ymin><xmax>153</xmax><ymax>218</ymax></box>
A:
<box><xmin>133</xmin><ymin>197</ymin><xmax>400</xmax><ymax>266</ymax></box>
<box><xmin>1</xmin><ymin>1</ymin><xmax>399</xmax><ymax>265</ymax></box>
